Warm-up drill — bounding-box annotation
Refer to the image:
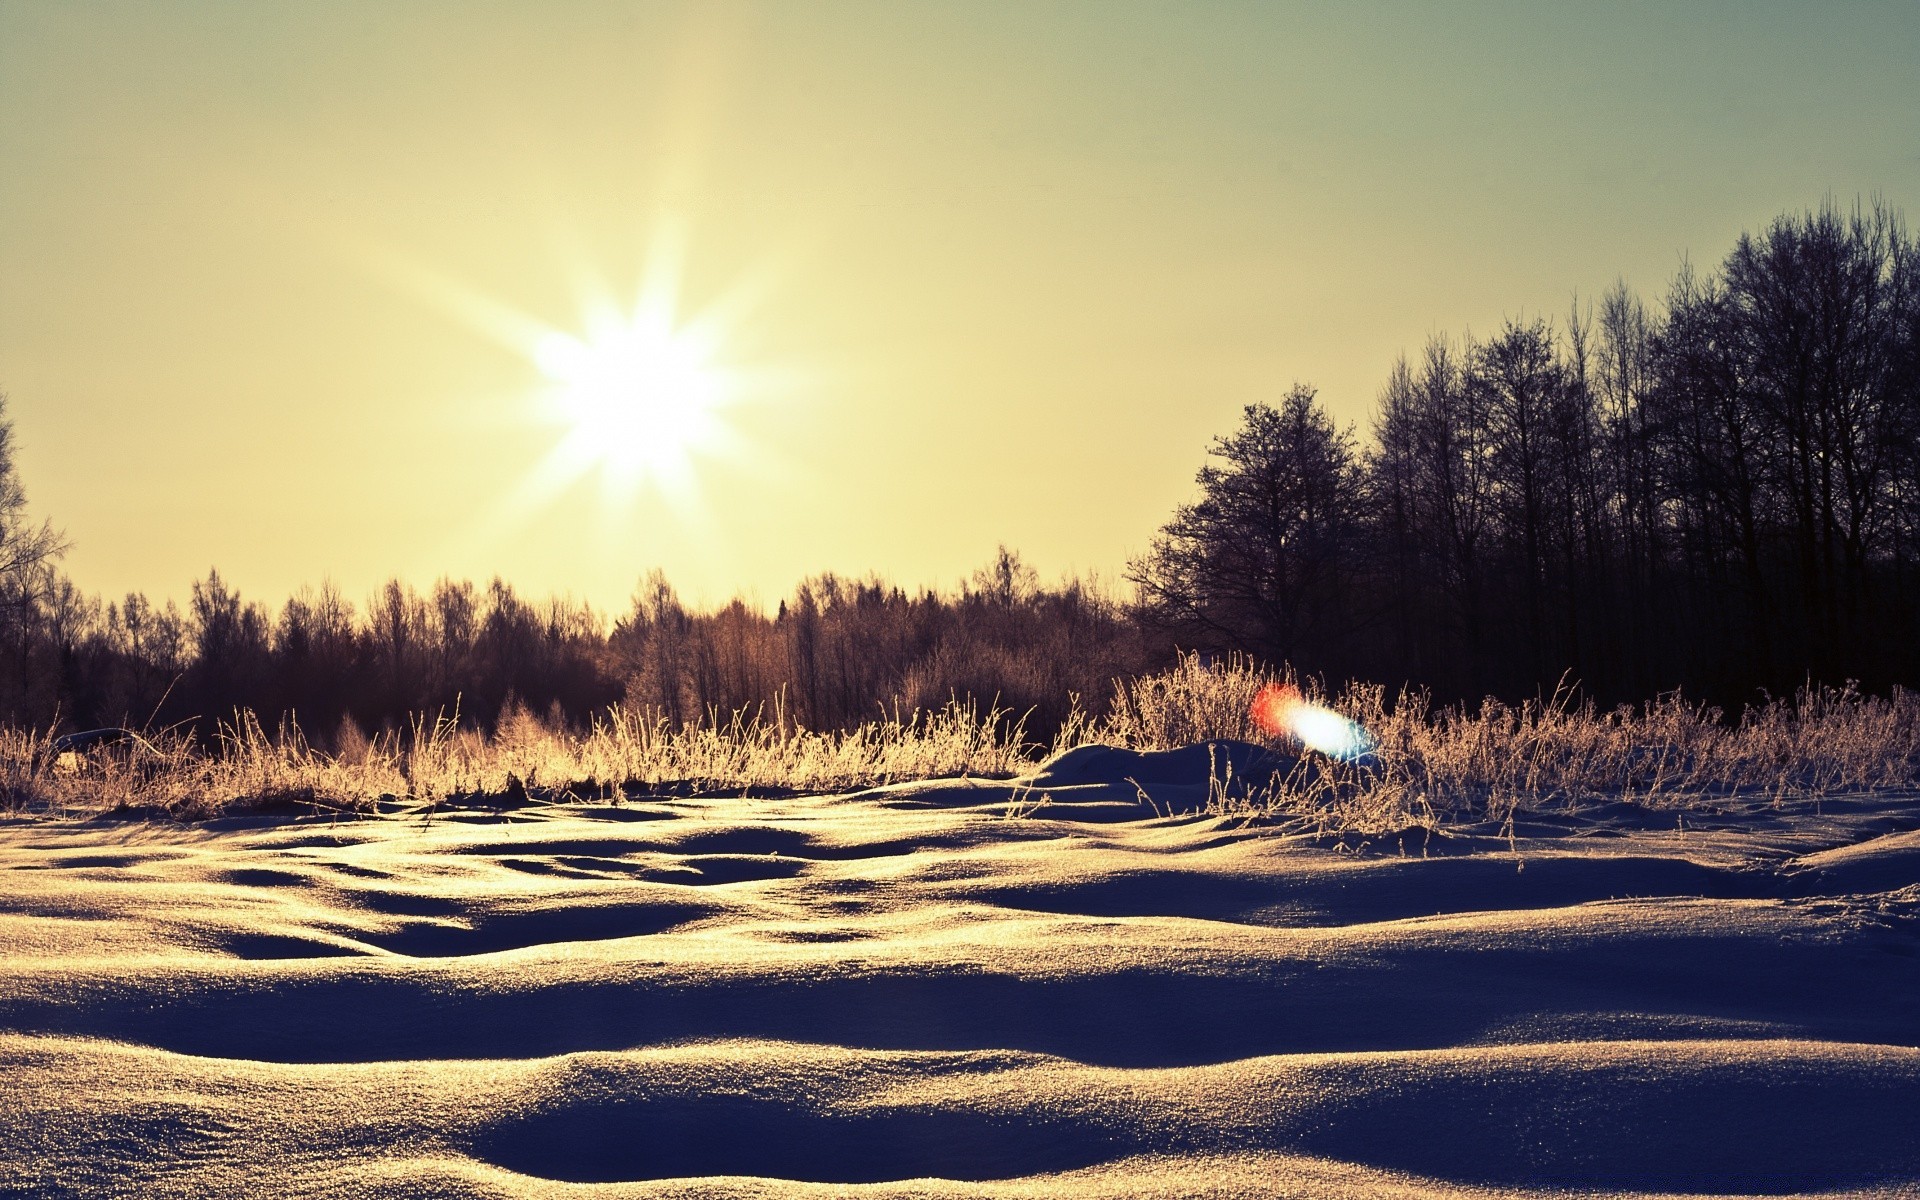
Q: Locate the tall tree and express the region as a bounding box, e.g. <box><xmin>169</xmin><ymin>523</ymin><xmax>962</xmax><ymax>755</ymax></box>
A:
<box><xmin>1722</xmin><ymin>201</ymin><xmax>1914</xmax><ymax>674</ymax></box>
<box><xmin>1594</xmin><ymin>282</ymin><xmax>1664</xmax><ymax>691</ymax></box>
<box><xmin>1132</xmin><ymin>385</ymin><xmax>1364</xmax><ymax>670</ymax></box>
<box><xmin>1474</xmin><ymin>319</ymin><xmax>1565</xmax><ymax>681</ymax></box>
<box><xmin>0</xmin><ymin>394</ymin><xmax>67</xmax><ymax>642</ymax></box>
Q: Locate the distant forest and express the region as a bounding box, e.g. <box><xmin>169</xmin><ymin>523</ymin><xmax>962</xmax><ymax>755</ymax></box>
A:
<box><xmin>3</xmin><ymin>200</ymin><xmax>1917</xmax><ymax>742</ymax></box>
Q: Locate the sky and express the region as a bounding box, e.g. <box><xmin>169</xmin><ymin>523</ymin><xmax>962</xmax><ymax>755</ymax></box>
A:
<box><xmin>3</xmin><ymin>1</ymin><xmax>1918</xmax><ymax>618</ymax></box>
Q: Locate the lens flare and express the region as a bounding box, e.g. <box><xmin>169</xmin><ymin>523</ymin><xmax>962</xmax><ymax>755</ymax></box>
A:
<box><xmin>1250</xmin><ymin>682</ymin><xmax>1302</xmax><ymax>738</ymax></box>
<box><xmin>1251</xmin><ymin>683</ymin><xmax>1374</xmax><ymax>761</ymax></box>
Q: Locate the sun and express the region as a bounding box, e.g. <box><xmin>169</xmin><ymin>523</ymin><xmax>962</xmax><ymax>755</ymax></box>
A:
<box><xmin>533</xmin><ymin>309</ymin><xmax>730</xmax><ymax>492</ymax></box>
<box><xmin>358</xmin><ymin>218</ymin><xmax>781</xmax><ymax>529</ymax></box>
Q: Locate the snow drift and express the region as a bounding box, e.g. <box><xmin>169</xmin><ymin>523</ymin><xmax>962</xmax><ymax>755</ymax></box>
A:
<box><xmin>2</xmin><ymin>745</ymin><xmax>1917</xmax><ymax>1197</ymax></box>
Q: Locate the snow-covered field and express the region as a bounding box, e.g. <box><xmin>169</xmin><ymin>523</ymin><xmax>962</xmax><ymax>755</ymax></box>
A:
<box><xmin>3</xmin><ymin>744</ymin><xmax>1918</xmax><ymax>1197</ymax></box>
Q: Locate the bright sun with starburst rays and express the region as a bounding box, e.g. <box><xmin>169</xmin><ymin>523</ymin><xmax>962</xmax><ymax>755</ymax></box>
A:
<box><xmin>365</xmin><ymin>215</ymin><xmax>784</xmax><ymax>535</ymax></box>
<box><xmin>532</xmin><ymin>307</ymin><xmax>730</xmax><ymax>495</ymax></box>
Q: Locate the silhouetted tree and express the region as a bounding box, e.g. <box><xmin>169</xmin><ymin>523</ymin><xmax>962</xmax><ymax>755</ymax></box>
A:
<box><xmin>1593</xmin><ymin>281</ymin><xmax>1664</xmax><ymax>693</ymax></box>
<box><xmin>0</xmin><ymin>394</ymin><xmax>69</xmax><ymax>721</ymax></box>
<box><xmin>0</xmin><ymin>395</ymin><xmax>65</xmax><ymax>627</ymax></box>
<box><xmin>1365</xmin><ymin>337</ymin><xmax>1496</xmax><ymax>694</ymax></box>
<box><xmin>183</xmin><ymin>571</ymin><xmax>271</xmax><ymax>723</ymax></box>
<box><xmin>1720</xmin><ymin>201</ymin><xmax>1915</xmax><ymax>676</ymax></box>
<box><xmin>1132</xmin><ymin>384</ymin><xmax>1364</xmax><ymax>671</ymax></box>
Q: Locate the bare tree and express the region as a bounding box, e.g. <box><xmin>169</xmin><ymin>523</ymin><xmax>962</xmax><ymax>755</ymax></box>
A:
<box><xmin>1367</xmin><ymin>355</ymin><xmax>1429</xmax><ymax>678</ymax></box>
<box><xmin>1722</xmin><ymin>200</ymin><xmax>1913</xmax><ymax>670</ymax></box>
<box><xmin>1131</xmin><ymin>384</ymin><xmax>1364</xmax><ymax>668</ymax></box>
<box><xmin>970</xmin><ymin>545</ymin><xmax>1039</xmax><ymax>612</ymax></box>
<box><xmin>0</xmin><ymin>394</ymin><xmax>68</xmax><ymax>630</ymax></box>
<box><xmin>1474</xmin><ymin>319</ymin><xmax>1565</xmax><ymax>675</ymax></box>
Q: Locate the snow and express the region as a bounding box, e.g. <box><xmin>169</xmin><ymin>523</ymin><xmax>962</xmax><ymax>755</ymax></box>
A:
<box><xmin>2</xmin><ymin>746</ymin><xmax>1917</xmax><ymax>1197</ymax></box>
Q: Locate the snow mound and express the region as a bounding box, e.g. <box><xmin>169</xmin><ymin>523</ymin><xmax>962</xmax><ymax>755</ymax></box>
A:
<box><xmin>2</xmin><ymin>780</ymin><xmax>1917</xmax><ymax>1195</ymax></box>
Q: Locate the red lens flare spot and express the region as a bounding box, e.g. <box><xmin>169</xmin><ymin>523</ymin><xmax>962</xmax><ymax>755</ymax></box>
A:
<box><xmin>1251</xmin><ymin>683</ymin><xmax>1303</xmax><ymax>739</ymax></box>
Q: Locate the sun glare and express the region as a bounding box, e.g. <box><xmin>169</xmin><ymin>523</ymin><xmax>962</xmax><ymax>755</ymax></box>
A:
<box><xmin>533</xmin><ymin>312</ymin><xmax>728</xmax><ymax>490</ymax></box>
<box><xmin>365</xmin><ymin>217</ymin><xmax>778</xmax><ymax>533</ymax></box>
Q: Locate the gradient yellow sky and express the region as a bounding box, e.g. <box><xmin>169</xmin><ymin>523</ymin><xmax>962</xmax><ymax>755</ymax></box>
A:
<box><xmin>4</xmin><ymin>2</ymin><xmax>1917</xmax><ymax>616</ymax></box>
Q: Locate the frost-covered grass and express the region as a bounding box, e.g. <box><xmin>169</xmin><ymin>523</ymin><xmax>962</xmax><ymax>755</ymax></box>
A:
<box><xmin>1107</xmin><ymin>654</ymin><xmax>1920</xmax><ymax>830</ymax></box>
<box><xmin>0</xmin><ymin>697</ymin><xmax>1050</xmax><ymax>819</ymax></box>
<box><xmin>7</xmin><ymin>654</ymin><xmax>1918</xmax><ymax>825</ymax></box>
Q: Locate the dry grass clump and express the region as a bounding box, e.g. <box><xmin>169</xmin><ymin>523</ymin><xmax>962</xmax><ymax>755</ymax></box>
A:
<box><xmin>1104</xmin><ymin>654</ymin><xmax>1920</xmax><ymax>832</ymax></box>
<box><xmin>1102</xmin><ymin>652</ymin><xmax>1279</xmax><ymax>746</ymax></box>
<box><xmin>0</xmin><ymin>697</ymin><xmax>1044</xmax><ymax>820</ymax></box>
<box><xmin>6</xmin><ymin>655</ymin><xmax>1917</xmax><ymax>828</ymax></box>
<box><xmin>0</xmin><ymin>716</ymin><xmax>415</xmax><ymax>820</ymax></box>
<box><xmin>1363</xmin><ymin>680</ymin><xmax>1920</xmax><ymax>813</ymax></box>
<box><xmin>381</xmin><ymin>697</ymin><xmax>1044</xmax><ymax>803</ymax></box>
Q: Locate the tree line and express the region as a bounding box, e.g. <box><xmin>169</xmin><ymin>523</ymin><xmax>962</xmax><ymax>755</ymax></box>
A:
<box><xmin>1133</xmin><ymin>201</ymin><xmax>1920</xmax><ymax>706</ymax></box>
<box><xmin>4</xmin><ymin>546</ymin><xmax>1149</xmax><ymax>745</ymax></box>
<box><xmin>3</xmin><ymin>199</ymin><xmax>1915</xmax><ymax>742</ymax></box>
